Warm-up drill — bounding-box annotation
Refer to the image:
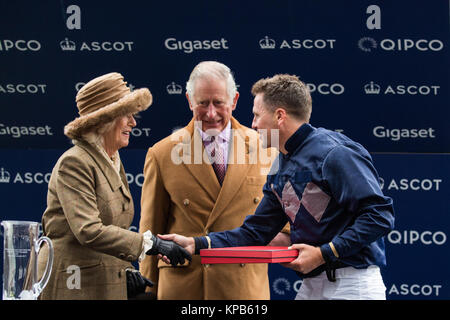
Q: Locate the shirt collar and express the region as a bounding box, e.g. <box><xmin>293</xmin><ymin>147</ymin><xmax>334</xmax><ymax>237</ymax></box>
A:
<box><xmin>284</xmin><ymin>123</ymin><xmax>314</xmax><ymax>155</ymax></box>
<box><xmin>197</xmin><ymin>120</ymin><xmax>231</xmax><ymax>143</ymax></box>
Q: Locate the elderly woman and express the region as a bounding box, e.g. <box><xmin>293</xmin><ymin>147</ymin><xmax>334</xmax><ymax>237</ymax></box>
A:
<box><xmin>37</xmin><ymin>73</ymin><xmax>191</xmax><ymax>300</ymax></box>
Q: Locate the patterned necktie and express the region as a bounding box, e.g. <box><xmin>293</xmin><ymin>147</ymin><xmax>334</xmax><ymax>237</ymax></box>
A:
<box><xmin>209</xmin><ymin>136</ymin><xmax>226</xmax><ymax>185</ymax></box>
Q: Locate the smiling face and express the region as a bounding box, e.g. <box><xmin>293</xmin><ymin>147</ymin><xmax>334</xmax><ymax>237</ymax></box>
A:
<box><xmin>187</xmin><ymin>76</ymin><xmax>238</xmax><ymax>134</ymax></box>
<box><xmin>252</xmin><ymin>93</ymin><xmax>278</xmax><ymax>149</ymax></box>
<box><xmin>103</xmin><ymin>114</ymin><xmax>136</xmax><ymax>156</ymax></box>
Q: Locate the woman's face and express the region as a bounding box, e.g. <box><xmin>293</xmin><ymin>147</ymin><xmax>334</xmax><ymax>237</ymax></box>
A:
<box><xmin>103</xmin><ymin>114</ymin><xmax>137</xmax><ymax>155</ymax></box>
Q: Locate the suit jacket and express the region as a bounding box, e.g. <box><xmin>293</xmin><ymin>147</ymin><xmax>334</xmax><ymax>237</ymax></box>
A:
<box><xmin>37</xmin><ymin>139</ymin><xmax>143</xmax><ymax>300</ymax></box>
<box><xmin>139</xmin><ymin>117</ymin><xmax>280</xmax><ymax>300</ymax></box>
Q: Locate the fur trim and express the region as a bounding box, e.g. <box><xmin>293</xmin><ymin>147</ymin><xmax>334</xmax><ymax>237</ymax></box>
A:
<box><xmin>64</xmin><ymin>88</ymin><xmax>152</xmax><ymax>139</ymax></box>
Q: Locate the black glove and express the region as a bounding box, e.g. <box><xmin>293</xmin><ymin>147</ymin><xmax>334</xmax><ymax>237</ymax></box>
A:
<box><xmin>146</xmin><ymin>235</ymin><xmax>192</xmax><ymax>266</ymax></box>
<box><xmin>126</xmin><ymin>269</ymin><xmax>154</xmax><ymax>299</ymax></box>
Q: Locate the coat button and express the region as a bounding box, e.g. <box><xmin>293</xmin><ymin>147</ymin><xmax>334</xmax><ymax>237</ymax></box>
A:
<box><xmin>183</xmin><ymin>199</ymin><xmax>190</xmax><ymax>206</ymax></box>
<box><xmin>119</xmin><ymin>253</ymin><xmax>125</xmax><ymax>259</ymax></box>
<box><xmin>253</xmin><ymin>197</ymin><xmax>260</xmax><ymax>204</ymax></box>
<box><xmin>127</xmin><ymin>255</ymin><xmax>134</xmax><ymax>261</ymax></box>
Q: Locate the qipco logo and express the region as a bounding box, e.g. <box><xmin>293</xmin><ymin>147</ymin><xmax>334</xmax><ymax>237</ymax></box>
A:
<box><xmin>387</xmin><ymin>230</ymin><xmax>447</xmax><ymax>246</ymax></box>
<box><xmin>306</xmin><ymin>83</ymin><xmax>345</xmax><ymax>95</ymax></box>
<box><xmin>380</xmin><ymin>39</ymin><xmax>444</xmax><ymax>52</ymax></box>
<box><xmin>0</xmin><ymin>39</ymin><xmax>41</xmax><ymax>51</ymax></box>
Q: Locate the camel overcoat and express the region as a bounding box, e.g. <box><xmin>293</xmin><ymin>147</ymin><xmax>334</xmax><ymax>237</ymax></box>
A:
<box><xmin>139</xmin><ymin>117</ymin><xmax>282</xmax><ymax>299</ymax></box>
<box><xmin>37</xmin><ymin>139</ymin><xmax>143</xmax><ymax>299</ymax></box>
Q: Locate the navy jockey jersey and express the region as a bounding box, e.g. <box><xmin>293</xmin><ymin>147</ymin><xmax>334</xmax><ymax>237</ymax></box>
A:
<box><xmin>196</xmin><ymin>123</ymin><xmax>395</xmax><ymax>278</ymax></box>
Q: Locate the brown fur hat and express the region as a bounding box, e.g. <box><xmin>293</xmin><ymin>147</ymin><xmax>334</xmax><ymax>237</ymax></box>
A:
<box><xmin>64</xmin><ymin>72</ymin><xmax>152</xmax><ymax>139</ymax></box>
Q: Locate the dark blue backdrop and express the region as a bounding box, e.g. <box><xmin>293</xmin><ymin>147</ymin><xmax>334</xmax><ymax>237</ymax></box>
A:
<box><xmin>1</xmin><ymin>0</ymin><xmax>448</xmax><ymax>300</ymax></box>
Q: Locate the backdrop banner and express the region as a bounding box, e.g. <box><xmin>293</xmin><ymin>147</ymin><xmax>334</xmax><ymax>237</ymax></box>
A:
<box><xmin>0</xmin><ymin>0</ymin><xmax>448</xmax><ymax>300</ymax></box>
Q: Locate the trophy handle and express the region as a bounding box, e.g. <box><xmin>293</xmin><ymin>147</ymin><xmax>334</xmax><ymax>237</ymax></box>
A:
<box><xmin>33</xmin><ymin>236</ymin><xmax>54</xmax><ymax>299</ymax></box>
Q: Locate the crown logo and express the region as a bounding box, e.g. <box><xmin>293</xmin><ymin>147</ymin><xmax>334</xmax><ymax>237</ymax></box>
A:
<box><xmin>364</xmin><ymin>81</ymin><xmax>381</xmax><ymax>94</ymax></box>
<box><xmin>259</xmin><ymin>36</ymin><xmax>276</xmax><ymax>49</ymax></box>
<box><xmin>0</xmin><ymin>168</ymin><xmax>11</xmax><ymax>183</ymax></box>
<box><xmin>60</xmin><ymin>38</ymin><xmax>76</xmax><ymax>51</ymax></box>
<box><xmin>166</xmin><ymin>82</ymin><xmax>182</xmax><ymax>95</ymax></box>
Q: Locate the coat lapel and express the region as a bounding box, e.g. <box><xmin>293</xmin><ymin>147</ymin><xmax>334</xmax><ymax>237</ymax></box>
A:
<box><xmin>74</xmin><ymin>140</ymin><xmax>131</xmax><ymax>201</ymax></box>
<box><xmin>174</xmin><ymin>119</ymin><xmax>221</xmax><ymax>200</ymax></box>
<box><xmin>205</xmin><ymin>118</ymin><xmax>253</xmax><ymax>229</ymax></box>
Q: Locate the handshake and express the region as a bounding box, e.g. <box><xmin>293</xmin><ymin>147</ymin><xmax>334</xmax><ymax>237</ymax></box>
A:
<box><xmin>145</xmin><ymin>233</ymin><xmax>192</xmax><ymax>266</ymax></box>
<box><xmin>127</xmin><ymin>233</ymin><xmax>192</xmax><ymax>299</ymax></box>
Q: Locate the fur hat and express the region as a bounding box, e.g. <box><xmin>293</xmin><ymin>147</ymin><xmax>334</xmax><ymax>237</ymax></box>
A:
<box><xmin>64</xmin><ymin>72</ymin><xmax>152</xmax><ymax>139</ymax></box>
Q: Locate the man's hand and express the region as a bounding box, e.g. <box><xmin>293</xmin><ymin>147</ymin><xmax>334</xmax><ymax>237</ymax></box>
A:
<box><xmin>146</xmin><ymin>234</ymin><xmax>192</xmax><ymax>266</ymax></box>
<box><xmin>156</xmin><ymin>234</ymin><xmax>195</xmax><ymax>265</ymax></box>
<box><xmin>280</xmin><ymin>243</ymin><xmax>325</xmax><ymax>274</ymax></box>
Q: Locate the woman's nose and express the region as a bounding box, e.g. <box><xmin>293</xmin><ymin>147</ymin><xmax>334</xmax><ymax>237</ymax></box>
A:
<box><xmin>128</xmin><ymin>115</ymin><xmax>137</xmax><ymax>127</ymax></box>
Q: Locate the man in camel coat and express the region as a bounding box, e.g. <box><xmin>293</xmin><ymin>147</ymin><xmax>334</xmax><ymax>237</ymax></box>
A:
<box><xmin>139</xmin><ymin>61</ymin><xmax>288</xmax><ymax>299</ymax></box>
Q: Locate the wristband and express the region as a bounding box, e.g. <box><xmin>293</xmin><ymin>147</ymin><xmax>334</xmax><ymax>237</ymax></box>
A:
<box><xmin>194</xmin><ymin>237</ymin><xmax>208</xmax><ymax>255</ymax></box>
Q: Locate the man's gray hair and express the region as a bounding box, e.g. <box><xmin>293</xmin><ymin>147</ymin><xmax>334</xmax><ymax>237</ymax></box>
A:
<box><xmin>186</xmin><ymin>61</ymin><xmax>237</xmax><ymax>103</ymax></box>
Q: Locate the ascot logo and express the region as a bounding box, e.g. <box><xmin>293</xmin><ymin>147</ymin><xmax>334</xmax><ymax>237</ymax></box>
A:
<box><xmin>379</xmin><ymin>177</ymin><xmax>442</xmax><ymax>191</ymax></box>
<box><xmin>259</xmin><ymin>36</ymin><xmax>336</xmax><ymax>50</ymax></box>
<box><xmin>0</xmin><ymin>168</ymin><xmax>11</xmax><ymax>183</ymax></box>
<box><xmin>167</xmin><ymin>82</ymin><xmax>183</xmax><ymax>95</ymax></box>
<box><xmin>388</xmin><ymin>283</ymin><xmax>442</xmax><ymax>297</ymax></box>
<box><xmin>259</xmin><ymin>36</ymin><xmax>276</xmax><ymax>49</ymax></box>
<box><xmin>0</xmin><ymin>168</ymin><xmax>52</xmax><ymax>184</ymax></box>
<box><xmin>358</xmin><ymin>37</ymin><xmax>444</xmax><ymax>52</ymax></box>
<box><xmin>0</xmin><ymin>84</ymin><xmax>47</xmax><ymax>94</ymax></box>
<box><xmin>364</xmin><ymin>81</ymin><xmax>381</xmax><ymax>94</ymax></box>
<box><xmin>60</xmin><ymin>38</ymin><xmax>76</xmax><ymax>51</ymax></box>
<box><xmin>60</xmin><ymin>38</ymin><xmax>134</xmax><ymax>52</ymax></box>
<box><xmin>364</xmin><ymin>82</ymin><xmax>440</xmax><ymax>95</ymax></box>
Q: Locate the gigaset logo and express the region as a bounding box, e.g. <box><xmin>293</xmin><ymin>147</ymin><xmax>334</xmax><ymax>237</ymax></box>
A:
<box><xmin>164</xmin><ymin>37</ymin><xmax>229</xmax><ymax>54</ymax></box>
<box><xmin>373</xmin><ymin>126</ymin><xmax>436</xmax><ymax>141</ymax></box>
<box><xmin>0</xmin><ymin>123</ymin><xmax>53</xmax><ymax>138</ymax></box>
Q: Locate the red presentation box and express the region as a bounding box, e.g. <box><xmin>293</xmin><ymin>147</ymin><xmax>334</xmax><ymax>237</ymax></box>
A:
<box><xmin>200</xmin><ymin>246</ymin><xmax>298</xmax><ymax>264</ymax></box>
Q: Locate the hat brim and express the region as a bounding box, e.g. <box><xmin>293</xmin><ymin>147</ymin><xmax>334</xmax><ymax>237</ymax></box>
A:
<box><xmin>64</xmin><ymin>88</ymin><xmax>152</xmax><ymax>139</ymax></box>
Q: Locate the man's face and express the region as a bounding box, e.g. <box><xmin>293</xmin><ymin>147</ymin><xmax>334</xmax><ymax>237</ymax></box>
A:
<box><xmin>252</xmin><ymin>93</ymin><xmax>278</xmax><ymax>149</ymax></box>
<box><xmin>187</xmin><ymin>77</ymin><xmax>238</xmax><ymax>134</ymax></box>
